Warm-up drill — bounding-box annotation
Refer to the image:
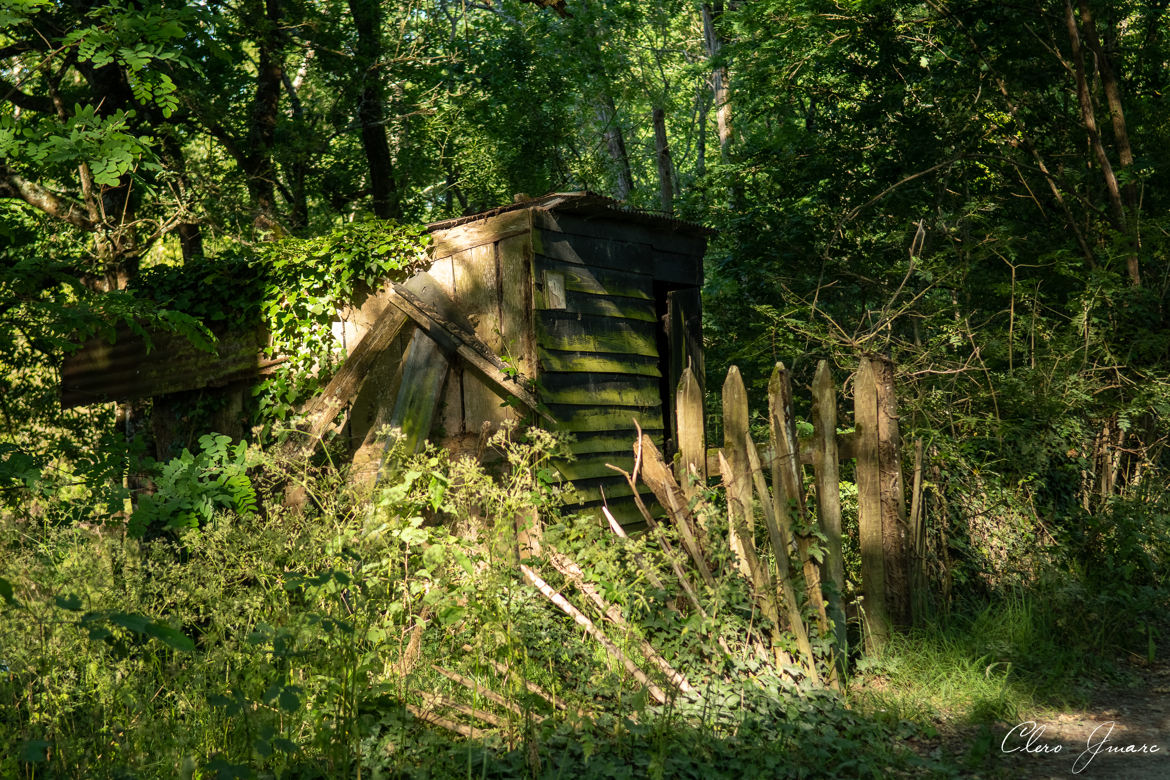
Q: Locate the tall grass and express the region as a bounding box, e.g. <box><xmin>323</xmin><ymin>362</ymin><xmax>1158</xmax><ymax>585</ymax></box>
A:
<box><xmin>1</xmin><ymin>435</ymin><xmax>942</xmax><ymax>779</ymax></box>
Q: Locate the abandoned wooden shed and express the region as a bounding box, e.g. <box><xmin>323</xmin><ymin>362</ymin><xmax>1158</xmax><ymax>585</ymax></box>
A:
<box><xmin>61</xmin><ymin>193</ymin><xmax>711</xmax><ymax>524</ymax></box>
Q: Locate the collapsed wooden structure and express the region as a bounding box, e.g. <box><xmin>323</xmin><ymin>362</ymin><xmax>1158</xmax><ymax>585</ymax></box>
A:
<box><xmin>61</xmin><ymin>193</ymin><xmax>710</xmax><ymax>524</ymax></box>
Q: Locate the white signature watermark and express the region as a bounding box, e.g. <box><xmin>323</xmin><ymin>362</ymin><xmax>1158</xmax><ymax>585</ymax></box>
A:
<box><xmin>1001</xmin><ymin>720</ymin><xmax>1161</xmax><ymax>774</ymax></box>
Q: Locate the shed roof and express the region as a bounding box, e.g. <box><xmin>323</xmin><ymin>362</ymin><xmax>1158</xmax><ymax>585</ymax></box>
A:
<box><xmin>426</xmin><ymin>192</ymin><xmax>713</xmax><ymax>238</ymax></box>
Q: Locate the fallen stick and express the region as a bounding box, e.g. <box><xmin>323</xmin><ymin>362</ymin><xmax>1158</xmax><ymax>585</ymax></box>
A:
<box><xmin>546</xmin><ymin>549</ymin><xmax>694</xmax><ymax>693</ymax></box>
<box><xmin>405</xmin><ymin>703</ymin><xmax>484</xmax><ymax>739</ymax></box>
<box><xmin>419</xmin><ymin>692</ymin><xmax>510</xmax><ymax>729</ymax></box>
<box><xmin>520</xmin><ymin>564</ymin><xmax>668</xmax><ymax>705</ymax></box>
<box><xmin>461</xmin><ymin>646</ymin><xmax>571</xmax><ymax>713</ymax></box>
<box><xmin>432</xmin><ymin>665</ymin><xmax>531</xmax><ymax>719</ymax></box>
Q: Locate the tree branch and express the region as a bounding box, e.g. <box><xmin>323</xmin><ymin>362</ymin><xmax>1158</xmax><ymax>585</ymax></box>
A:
<box><xmin>0</xmin><ymin>76</ymin><xmax>54</xmax><ymax>113</ymax></box>
<box><xmin>0</xmin><ymin>170</ymin><xmax>94</xmax><ymax>230</ymax></box>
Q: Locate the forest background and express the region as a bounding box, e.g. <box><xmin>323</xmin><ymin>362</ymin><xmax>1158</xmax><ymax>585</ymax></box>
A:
<box><xmin>2</xmin><ymin>0</ymin><xmax>1170</xmax><ymax>777</ymax></box>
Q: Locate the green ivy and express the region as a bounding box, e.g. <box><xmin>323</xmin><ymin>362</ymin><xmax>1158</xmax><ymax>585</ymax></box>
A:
<box><xmin>133</xmin><ymin>218</ymin><xmax>431</xmax><ymax>429</ymax></box>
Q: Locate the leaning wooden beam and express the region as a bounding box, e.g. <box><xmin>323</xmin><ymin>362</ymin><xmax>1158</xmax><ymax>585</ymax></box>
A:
<box><xmin>520</xmin><ymin>564</ymin><xmax>669</xmax><ymax>705</ymax></box>
<box><xmin>722</xmin><ymin>367</ymin><xmax>755</xmax><ymax>581</ymax></box>
<box><xmin>289</xmin><ymin>308</ymin><xmax>410</xmax><ymax>457</ymax></box>
<box><xmin>385</xmin><ymin>281</ymin><xmax>551</xmax><ymax>423</ymax></box>
<box><xmin>546</xmin><ymin>549</ymin><xmax>695</xmax><ymax>694</ymax></box>
<box><xmin>674</xmin><ymin>365</ymin><xmax>707</xmax><ymax>498</ymax></box>
<box><xmin>637</xmin><ymin>434</ymin><xmax>714</xmax><ymax>585</ymax></box>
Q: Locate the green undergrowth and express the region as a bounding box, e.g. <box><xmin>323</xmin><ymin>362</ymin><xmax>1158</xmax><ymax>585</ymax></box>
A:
<box><xmin>848</xmin><ymin>583</ymin><xmax>1168</xmax><ymax>734</ymax></box>
<box><xmin>0</xmin><ymin>431</ymin><xmax>951</xmax><ymax>779</ymax></box>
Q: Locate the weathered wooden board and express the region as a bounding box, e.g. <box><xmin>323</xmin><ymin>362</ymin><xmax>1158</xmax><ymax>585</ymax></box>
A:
<box><xmin>536</xmin><ymin>313</ymin><xmax>659</xmax><ymax>357</ymax></box>
<box><xmin>564</xmin><ymin>432</ymin><xmax>651</xmax><ymax>456</ymax></box>
<box><xmin>561</xmin><ymin>478</ymin><xmax>656</xmax><ymax>505</ymax></box>
<box><xmin>425</xmin><ymin>253</ymin><xmax>460</xmax><ymax>437</ymax></box>
<box><xmin>537</xmin><ymin>349</ymin><xmax>661</xmax><ymax>376</ymax></box>
<box><xmin>386</xmin><ymin>328</ymin><xmax>451</xmax><ymax>456</ymax></box>
<box><xmin>349</xmin><ymin>325</ymin><xmax>413</xmax><ymax>465</ymax></box>
<box><xmin>498</xmin><ymin>233</ymin><xmax>535</xmax><ymax>376</ymax></box>
<box><xmin>539</xmin><ymin>373</ymin><xmax>661</xmax><ymax>407</ymax></box>
<box><xmin>675</xmin><ymin>365</ymin><xmax>706</xmax><ymax>493</ymax></box>
<box><xmin>546</xmin><ymin>400</ymin><xmax>662</xmax><ymax>428</ymax></box>
<box><xmin>534</xmin><ymin>257</ymin><xmax>653</xmax><ymax>300</ymax></box>
<box><xmin>61</xmin><ymin>326</ymin><xmax>278</xmax><ymax>408</ymax></box>
<box><xmin>533</xmin><ymin>229</ymin><xmax>657</xmax><ymax>276</ymax></box>
<box><xmin>533</xmin><ymin>209</ymin><xmax>707</xmax><ymax>259</ymax></box>
<box><xmin>535</xmin><ymin>289</ymin><xmax>657</xmax><ymax>322</ymax></box>
<box><xmin>291</xmin><ymin>306</ymin><xmax>411</xmax><ymax>457</ymax></box>
<box><xmin>430</xmin><ymin>208</ymin><xmax>531</xmax><ymax>259</ymax></box>
<box><xmin>454</xmin><ymin>243</ymin><xmax>517</xmax><ymax>430</ymax></box>
<box><xmin>556</xmin><ymin>452</ymin><xmax>637</xmax><ymax>482</ymax></box>
<box><xmin>383</xmin><ymin>281</ymin><xmax>544</xmax><ymax>421</ymax></box>
<box><xmin>428</xmin><ymin>255</ymin><xmax>463</xmax><ymax>436</ymax></box>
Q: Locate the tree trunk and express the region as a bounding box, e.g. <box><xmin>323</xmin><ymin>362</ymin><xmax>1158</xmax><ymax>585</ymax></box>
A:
<box><xmin>652</xmin><ymin>107</ymin><xmax>674</xmax><ymax>214</ymax></box>
<box><xmin>1065</xmin><ymin>0</ymin><xmax>1134</xmax><ymax>282</ymax></box>
<box><xmin>349</xmin><ymin>0</ymin><xmax>400</xmax><ymax>219</ymax></box>
<box><xmin>596</xmin><ymin>95</ymin><xmax>634</xmax><ymax>201</ymax></box>
<box><xmin>1077</xmin><ymin>0</ymin><xmax>1141</xmax><ymax>286</ymax></box>
<box><xmin>702</xmin><ymin>2</ymin><xmax>732</xmax><ymax>160</ymax></box>
<box><xmin>244</xmin><ymin>0</ymin><xmax>285</xmax><ymax>233</ymax></box>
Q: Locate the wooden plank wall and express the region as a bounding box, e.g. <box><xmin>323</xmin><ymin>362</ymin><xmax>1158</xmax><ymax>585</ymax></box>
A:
<box><xmin>532</xmin><ymin>209</ymin><xmax>704</xmax><ymax>526</ymax></box>
<box><xmin>428</xmin><ymin>210</ymin><xmax>535</xmax><ymax>455</ymax></box>
<box><xmin>349</xmin><ymin>209</ymin><xmax>536</xmax><ymax>475</ymax></box>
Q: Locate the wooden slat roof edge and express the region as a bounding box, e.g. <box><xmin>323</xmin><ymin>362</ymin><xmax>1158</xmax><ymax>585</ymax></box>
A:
<box><xmin>425</xmin><ymin>191</ymin><xmax>714</xmax><ymax>238</ymax></box>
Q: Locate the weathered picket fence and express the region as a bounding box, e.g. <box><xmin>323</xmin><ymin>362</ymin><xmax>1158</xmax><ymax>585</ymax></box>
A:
<box><xmin>668</xmin><ymin>355</ymin><xmax>911</xmax><ymax>659</ymax></box>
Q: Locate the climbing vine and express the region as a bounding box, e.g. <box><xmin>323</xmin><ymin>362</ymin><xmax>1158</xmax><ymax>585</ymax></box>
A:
<box><xmin>134</xmin><ymin>219</ymin><xmax>431</xmax><ymax>430</ymax></box>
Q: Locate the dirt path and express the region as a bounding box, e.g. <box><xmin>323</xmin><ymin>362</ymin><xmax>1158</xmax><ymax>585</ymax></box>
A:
<box><xmin>994</xmin><ymin>657</ymin><xmax>1170</xmax><ymax>779</ymax></box>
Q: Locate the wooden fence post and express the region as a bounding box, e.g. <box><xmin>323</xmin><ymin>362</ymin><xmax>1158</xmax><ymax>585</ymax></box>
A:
<box><xmin>855</xmin><ymin>357</ymin><xmax>889</xmax><ymax>651</ymax></box>
<box><xmin>769</xmin><ymin>363</ymin><xmax>829</xmax><ymax>636</ymax></box>
<box><xmin>723</xmin><ymin>367</ymin><xmax>755</xmax><ymax>581</ymax></box>
<box><xmin>874</xmin><ymin>355</ymin><xmax>911</xmax><ymax>628</ymax></box>
<box><xmin>675</xmin><ymin>365</ymin><xmax>707</xmax><ymax>502</ymax></box>
<box><xmin>812</xmin><ymin>360</ymin><xmax>848</xmax><ymax>671</ymax></box>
